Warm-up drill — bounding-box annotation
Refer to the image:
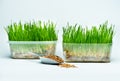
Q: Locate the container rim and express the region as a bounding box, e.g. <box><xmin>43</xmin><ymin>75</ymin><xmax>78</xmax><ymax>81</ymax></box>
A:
<box><xmin>63</xmin><ymin>43</ymin><xmax>112</xmax><ymax>45</ymax></box>
<box><xmin>8</xmin><ymin>41</ymin><xmax>57</xmax><ymax>44</ymax></box>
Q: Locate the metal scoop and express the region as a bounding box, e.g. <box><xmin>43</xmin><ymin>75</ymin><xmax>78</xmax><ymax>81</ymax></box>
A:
<box><xmin>40</xmin><ymin>57</ymin><xmax>60</xmax><ymax>64</ymax></box>
<box><xmin>29</xmin><ymin>52</ymin><xmax>63</xmax><ymax>64</ymax></box>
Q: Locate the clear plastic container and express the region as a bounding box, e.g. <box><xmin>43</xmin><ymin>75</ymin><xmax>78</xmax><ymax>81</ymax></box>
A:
<box><xmin>9</xmin><ymin>41</ymin><xmax>57</xmax><ymax>59</ymax></box>
<box><xmin>63</xmin><ymin>43</ymin><xmax>112</xmax><ymax>62</ymax></box>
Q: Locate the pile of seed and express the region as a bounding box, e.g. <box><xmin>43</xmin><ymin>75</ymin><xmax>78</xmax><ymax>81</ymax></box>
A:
<box><xmin>59</xmin><ymin>63</ymin><xmax>77</xmax><ymax>68</ymax></box>
<box><xmin>43</xmin><ymin>54</ymin><xmax>64</xmax><ymax>63</ymax></box>
<box><xmin>43</xmin><ymin>54</ymin><xmax>77</xmax><ymax>68</ymax></box>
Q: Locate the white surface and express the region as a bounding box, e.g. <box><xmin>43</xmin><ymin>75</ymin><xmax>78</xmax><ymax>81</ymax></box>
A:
<box><xmin>0</xmin><ymin>0</ymin><xmax>120</xmax><ymax>81</ymax></box>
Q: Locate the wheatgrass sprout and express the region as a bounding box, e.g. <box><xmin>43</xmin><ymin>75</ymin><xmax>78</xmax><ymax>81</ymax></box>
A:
<box><xmin>5</xmin><ymin>21</ymin><xmax>57</xmax><ymax>41</ymax></box>
<box><xmin>63</xmin><ymin>21</ymin><xmax>114</xmax><ymax>43</ymax></box>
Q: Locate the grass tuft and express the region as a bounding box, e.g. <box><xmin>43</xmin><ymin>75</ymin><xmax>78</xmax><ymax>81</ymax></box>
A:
<box><xmin>5</xmin><ymin>21</ymin><xmax>58</xmax><ymax>41</ymax></box>
<box><xmin>63</xmin><ymin>21</ymin><xmax>114</xmax><ymax>43</ymax></box>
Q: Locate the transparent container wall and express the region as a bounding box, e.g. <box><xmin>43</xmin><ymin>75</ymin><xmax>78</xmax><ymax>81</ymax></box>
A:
<box><xmin>63</xmin><ymin>43</ymin><xmax>112</xmax><ymax>62</ymax></box>
<box><xmin>9</xmin><ymin>41</ymin><xmax>56</xmax><ymax>59</ymax></box>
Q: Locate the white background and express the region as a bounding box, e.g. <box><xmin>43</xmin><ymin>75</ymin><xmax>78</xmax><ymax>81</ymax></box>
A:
<box><xmin>0</xmin><ymin>0</ymin><xmax>120</xmax><ymax>81</ymax></box>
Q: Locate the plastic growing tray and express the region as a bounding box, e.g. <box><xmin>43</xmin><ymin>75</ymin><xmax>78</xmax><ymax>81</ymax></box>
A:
<box><xmin>63</xmin><ymin>43</ymin><xmax>112</xmax><ymax>62</ymax></box>
<box><xmin>9</xmin><ymin>41</ymin><xmax>57</xmax><ymax>59</ymax></box>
